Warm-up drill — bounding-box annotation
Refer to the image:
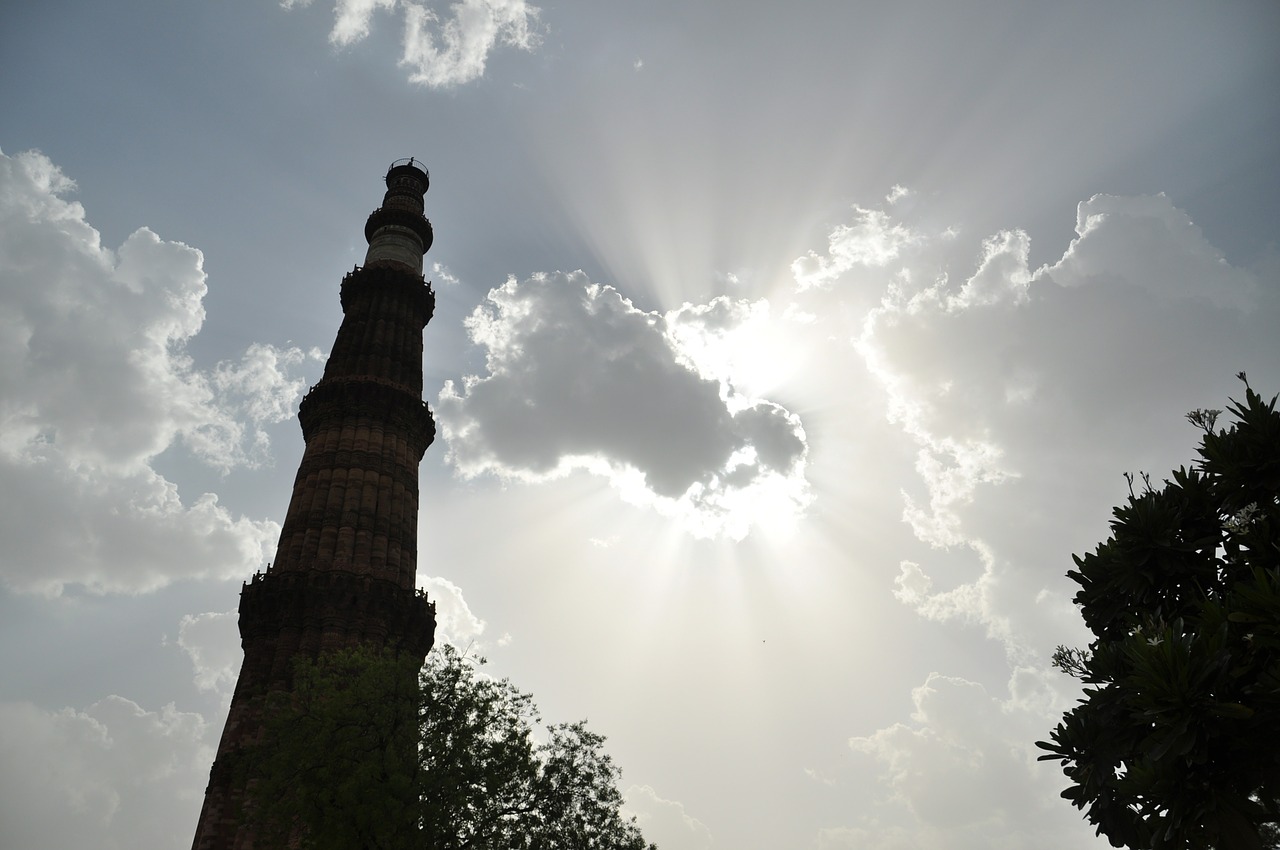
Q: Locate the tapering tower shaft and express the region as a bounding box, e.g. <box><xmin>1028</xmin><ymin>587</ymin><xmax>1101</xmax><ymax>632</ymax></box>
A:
<box><xmin>271</xmin><ymin>161</ymin><xmax>436</xmax><ymax>590</ymax></box>
<box><xmin>193</xmin><ymin>160</ymin><xmax>438</xmax><ymax>849</ymax></box>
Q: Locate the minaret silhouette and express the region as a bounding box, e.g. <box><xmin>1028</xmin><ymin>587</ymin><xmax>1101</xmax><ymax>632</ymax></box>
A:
<box><xmin>192</xmin><ymin>160</ymin><xmax>438</xmax><ymax>848</ymax></box>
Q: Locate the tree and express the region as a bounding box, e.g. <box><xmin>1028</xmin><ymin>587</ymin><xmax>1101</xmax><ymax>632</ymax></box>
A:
<box><xmin>1038</xmin><ymin>377</ymin><xmax>1280</xmax><ymax>849</ymax></box>
<box><xmin>250</xmin><ymin>644</ymin><xmax>655</xmax><ymax>850</ymax></box>
<box><xmin>248</xmin><ymin>647</ymin><xmax>428</xmax><ymax>850</ymax></box>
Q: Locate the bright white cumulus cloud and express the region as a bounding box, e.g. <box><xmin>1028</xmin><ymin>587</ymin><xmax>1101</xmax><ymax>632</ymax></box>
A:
<box><xmin>282</xmin><ymin>0</ymin><xmax>541</xmax><ymax>88</ymax></box>
<box><xmin>436</xmin><ymin>272</ymin><xmax>810</xmax><ymax>539</ymax></box>
<box><xmin>1047</xmin><ymin>193</ymin><xmax>1258</xmax><ymax>311</ymax></box>
<box><xmin>176</xmin><ymin>612</ymin><xmax>242</xmax><ymax>699</ymax></box>
<box><xmin>791</xmin><ymin>205</ymin><xmax>918</xmax><ymax>291</ymax></box>
<box><xmin>794</xmin><ymin>189</ymin><xmax>1277</xmax><ymax>847</ymax></box>
<box><xmin>814</xmin><ymin>189</ymin><xmax>1276</xmax><ymax>652</ymax></box>
<box><xmin>0</xmin><ymin>149</ymin><xmax>320</xmax><ymax>595</ymax></box>
<box><xmin>420</xmin><ymin>574</ymin><xmax>489</xmax><ymax>648</ymax></box>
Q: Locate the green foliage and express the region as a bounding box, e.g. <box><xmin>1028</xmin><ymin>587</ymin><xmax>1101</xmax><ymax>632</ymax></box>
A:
<box><xmin>251</xmin><ymin>647</ymin><xmax>424</xmax><ymax>850</ymax></box>
<box><xmin>1038</xmin><ymin>380</ymin><xmax>1280</xmax><ymax>849</ymax></box>
<box><xmin>251</xmin><ymin>643</ymin><xmax>655</xmax><ymax>850</ymax></box>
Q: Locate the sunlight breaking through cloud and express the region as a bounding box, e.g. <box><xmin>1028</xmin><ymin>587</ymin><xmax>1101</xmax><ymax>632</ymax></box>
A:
<box><xmin>780</xmin><ymin>184</ymin><xmax>1279</xmax><ymax>848</ymax></box>
<box><xmin>436</xmin><ymin>271</ymin><xmax>810</xmax><ymax>540</ymax></box>
<box><xmin>793</xmin><ymin>190</ymin><xmax>1277</xmax><ymax>654</ymax></box>
<box><xmin>791</xmin><ymin>206</ymin><xmax>918</xmax><ymax>291</ymax></box>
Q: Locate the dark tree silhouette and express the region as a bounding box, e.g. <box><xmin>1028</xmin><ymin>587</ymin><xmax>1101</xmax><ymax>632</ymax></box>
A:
<box><xmin>249</xmin><ymin>644</ymin><xmax>655</xmax><ymax>850</ymax></box>
<box><xmin>1038</xmin><ymin>377</ymin><xmax>1280</xmax><ymax>849</ymax></box>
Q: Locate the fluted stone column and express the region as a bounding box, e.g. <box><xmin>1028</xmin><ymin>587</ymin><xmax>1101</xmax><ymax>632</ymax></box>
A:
<box><xmin>192</xmin><ymin>160</ymin><xmax>438</xmax><ymax>849</ymax></box>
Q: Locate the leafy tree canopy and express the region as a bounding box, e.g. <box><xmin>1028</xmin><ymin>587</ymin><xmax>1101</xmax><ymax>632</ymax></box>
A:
<box><xmin>250</xmin><ymin>643</ymin><xmax>655</xmax><ymax>850</ymax></box>
<box><xmin>1038</xmin><ymin>377</ymin><xmax>1280</xmax><ymax>850</ymax></box>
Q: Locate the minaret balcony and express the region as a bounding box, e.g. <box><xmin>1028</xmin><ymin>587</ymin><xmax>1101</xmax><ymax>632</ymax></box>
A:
<box><xmin>364</xmin><ymin>206</ymin><xmax>433</xmax><ymax>250</ymax></box>
<box><xmin>298</xmin><ymin>378</ymin><xmax>436</xmax><ymax>458</ymax></box>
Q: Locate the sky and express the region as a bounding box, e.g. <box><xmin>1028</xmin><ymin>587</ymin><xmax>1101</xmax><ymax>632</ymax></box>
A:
<box><xmin>1</xmin><ymin>1</ymin><xmax>1278</xmax><ymax>848</ymax></box>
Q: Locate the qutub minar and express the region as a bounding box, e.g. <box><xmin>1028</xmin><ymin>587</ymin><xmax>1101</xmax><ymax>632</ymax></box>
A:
<box><xmin>192</xmin><ymin>159</ymin><xmax>439</xmax><ymax>848</ymax></box>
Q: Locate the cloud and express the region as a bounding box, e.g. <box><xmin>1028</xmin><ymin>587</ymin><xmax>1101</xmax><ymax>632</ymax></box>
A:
<box><xmin>791</xmin><ymin>206</ymin><xmax>918</xmax><ymax>291</ymax></box>
<box><xmin>624</xmin><ymin>785</ymin><xmax>713</xmax><ymax>850</ymax></box>
<box><xmin>436</xmin><ymin>272</ymin><xmax>809</xmax><ymax>539</ymax></box>
<box><xmin>212</xmin><ymin>342</ymin><xmax>324</xmax><ymax>429</ymax></box>
<box><xmin>420</xmin><ymin>574</ymin><xmax>487</xmax><ymax>648</ymax></box>
<box><xmin>329</xmin><ymin>0</ymin><xmax>397</xmax><ymax>45</ymax></box>
<box><xmin>843</xmin><ymin>669</ymin><xmax>1097</xmax><ymax>850</ymax></box>
<box><xmin>1046</xmin><ymin>193</ymin><xmax>1257</xmax><ymax>311</ymax></box>
<box><xmin>402</xmin><ymin>0</ymin><xmax>541</xmax><ymax>87</ymax></box>
<box><xmin>812</xmin><ymin>190</ymin><xmax>1278</xmax><ymax>652</ymax></box>
<box><xmin>662</xmin><ymin>295</ymin><xmax>768</xmax><ymax>383</ymax></box>
<box><xmin>288</xmin><ymin>0</ymin><xmax>541</xmax><ymax>88</ymax></box>
<box><xmin>885</xmin><ymin>185</ymin><xmax>912</xmax><ymax>205</ymax></box>
<box><xmin>796</xmin><ymin>191</ymin><xmax>1277</xmax><ymax>846</ymax></box>
<box><xmin>430</xmin><ymin>260</ymin><xmax>461</xmax><ymax>287</ymax></box>
<box><xmin>0</xmin><ymin>463</ymin><xmax>278</xmax><ymax>597</ymax></box>
<box><xmin>946</xmin><ymin>229</ymin><xmax>1032</xmax><ymax>310</ymax></box>
<box><xmin>0</xmin><ymin>697</ymin><xmax>211</xmax><ymax>850</ymax></box>
<box><xmin>176</xmin><ymin>612</ymin><xmax>241</xmax><ymax>699</ymax></box>
<box><xmin>0</xmin><ymin>149</ymin><xmax>318</xmax><ymax>595</ymax></box>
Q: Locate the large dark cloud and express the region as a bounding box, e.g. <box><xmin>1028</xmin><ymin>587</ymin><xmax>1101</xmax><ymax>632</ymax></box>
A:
<box><xmin>437</xmin><ymin>272</ymin><xmax>808</xmax><ymax>536</ymax></box>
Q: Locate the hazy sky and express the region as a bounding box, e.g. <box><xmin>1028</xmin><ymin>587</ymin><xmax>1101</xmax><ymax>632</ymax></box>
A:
<box><xmin>2</xmin><ymin>2</ymin><xmax>1278</xmax><ymax>848</ymax></box>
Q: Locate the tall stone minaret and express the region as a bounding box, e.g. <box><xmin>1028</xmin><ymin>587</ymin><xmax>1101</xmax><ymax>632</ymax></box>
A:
<box><xmin>192</xmin><ymin>159</ymin><xmax>438</xmax><ymax>849</ymax></box>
